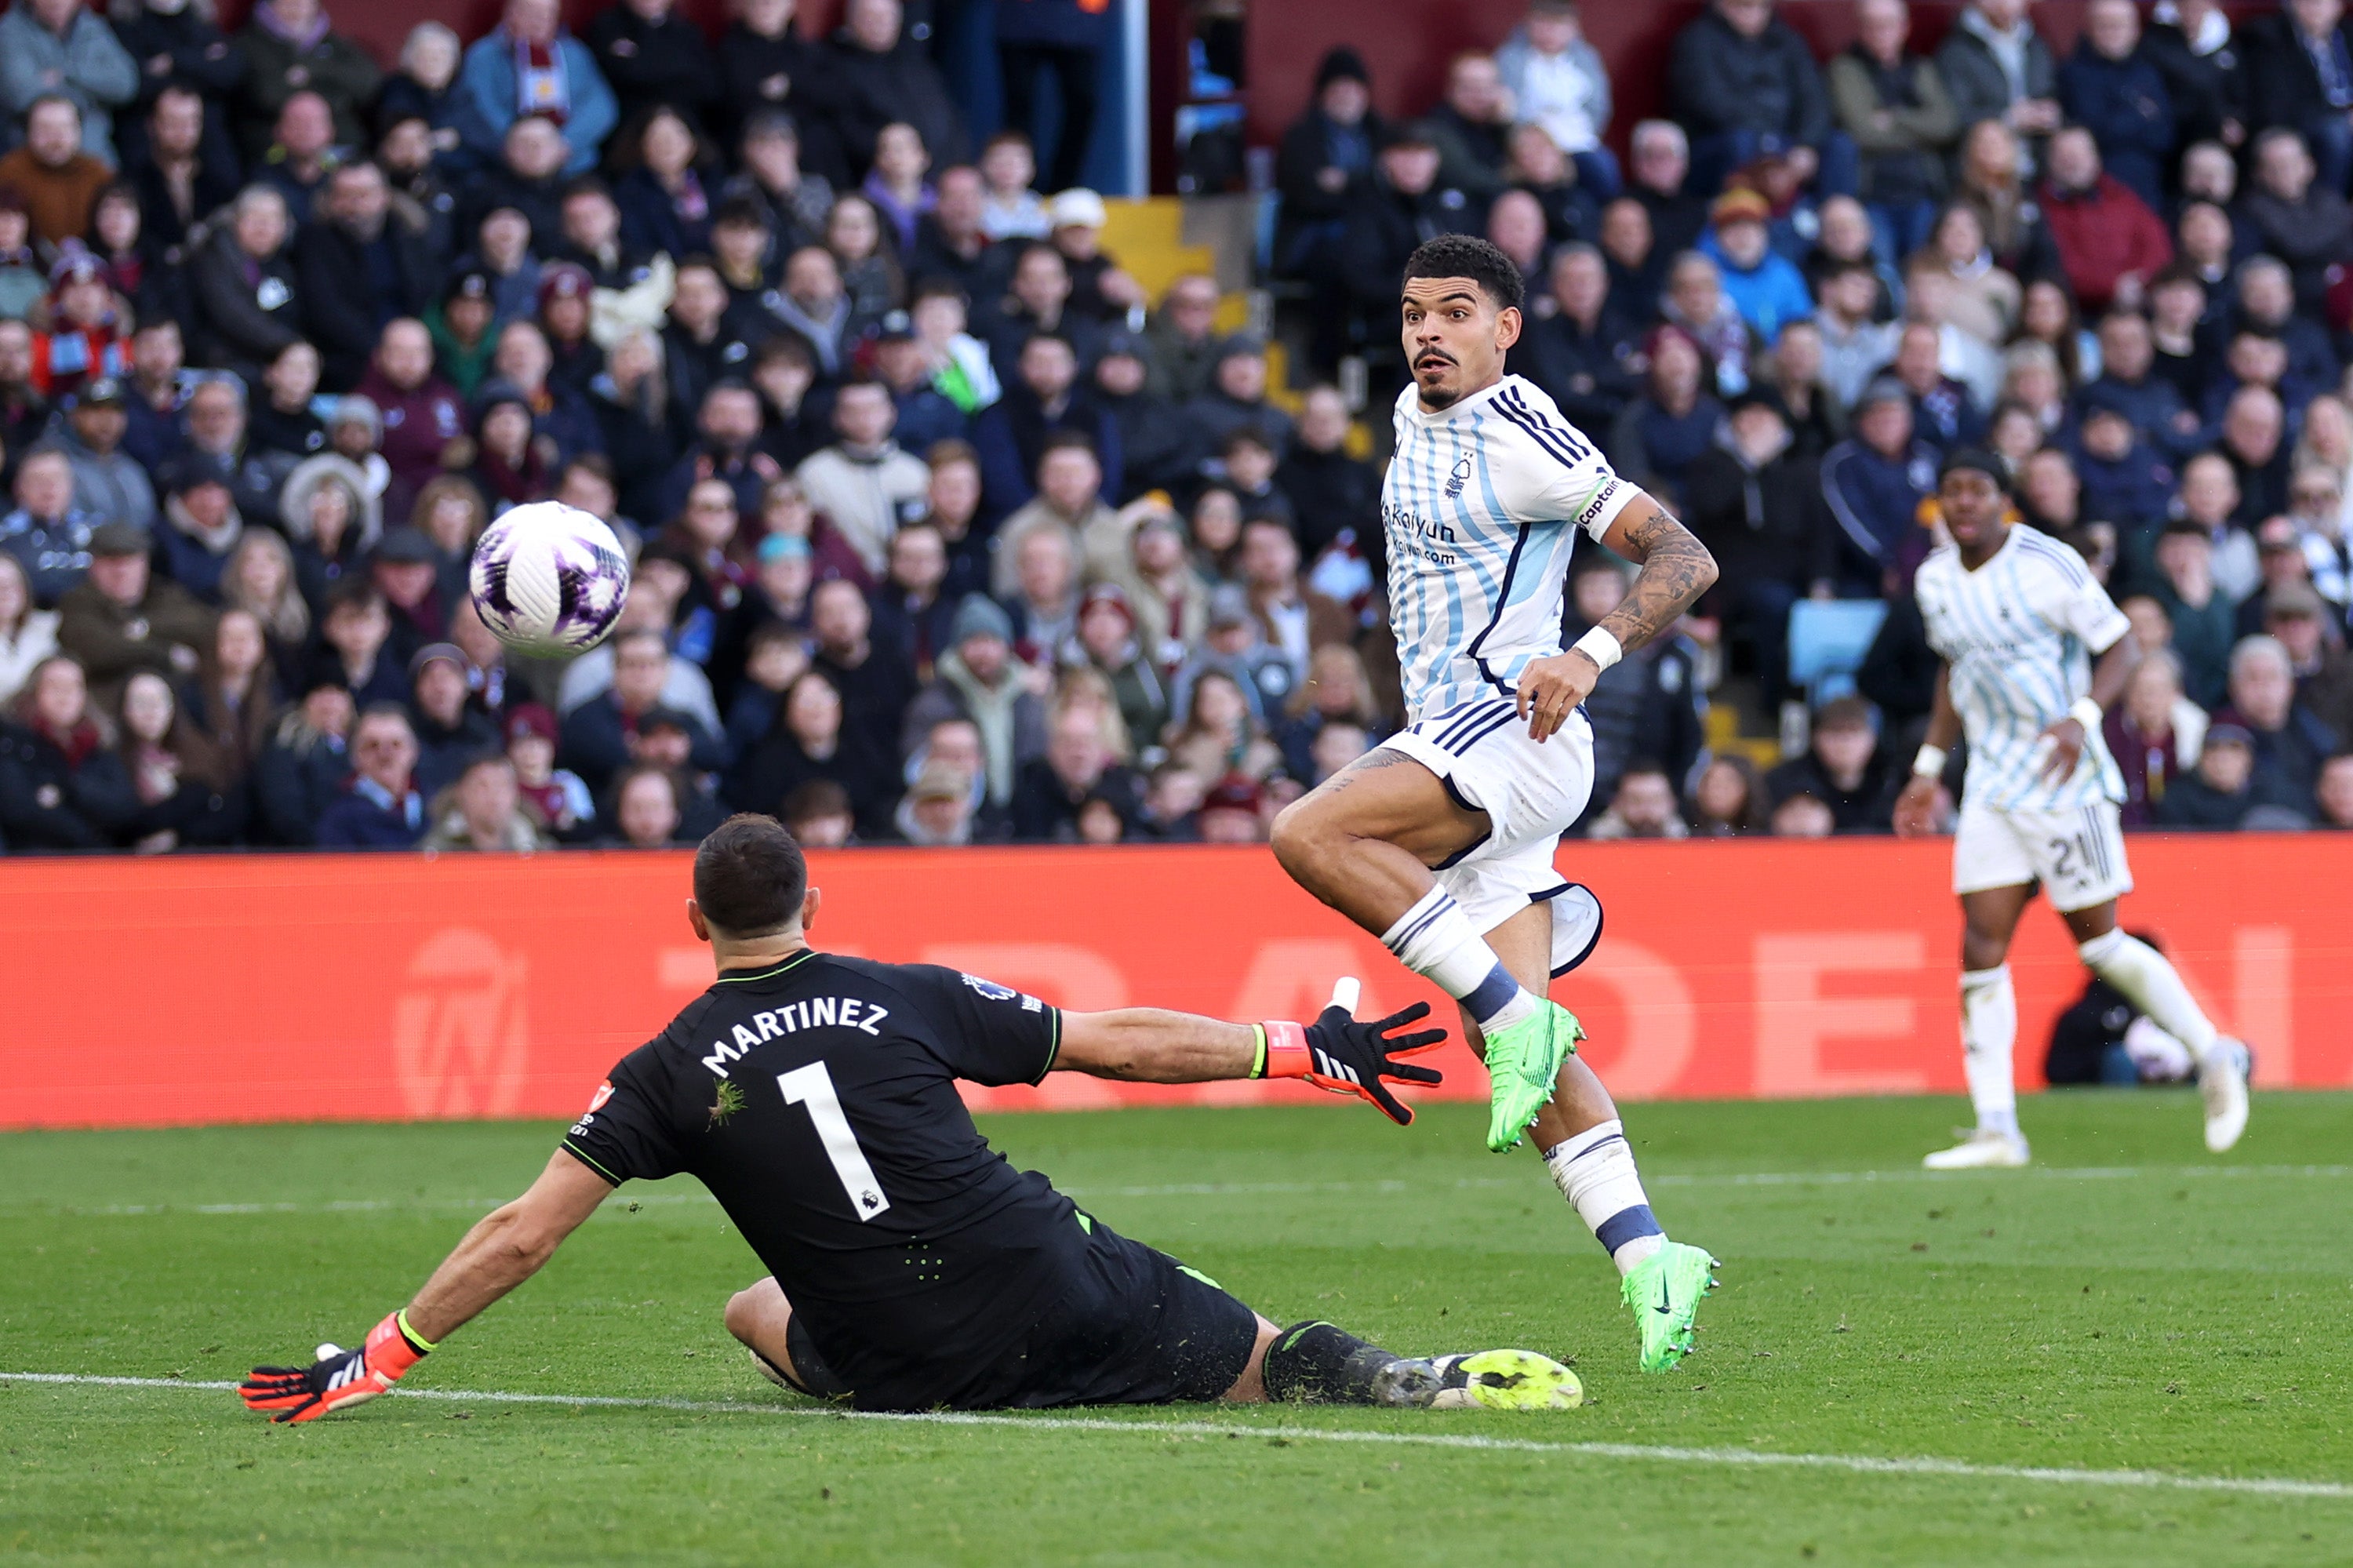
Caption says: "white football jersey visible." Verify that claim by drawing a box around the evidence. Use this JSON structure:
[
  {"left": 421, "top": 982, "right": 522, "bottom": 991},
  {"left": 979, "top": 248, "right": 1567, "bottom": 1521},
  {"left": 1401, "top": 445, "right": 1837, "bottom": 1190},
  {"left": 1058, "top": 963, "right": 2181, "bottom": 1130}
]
[
  {"left": 1914, "top": 523, "right": 2132, "bottom": 812},
  {"left": 1380, "top": 375, "right": 1635, "bottom": 720}
]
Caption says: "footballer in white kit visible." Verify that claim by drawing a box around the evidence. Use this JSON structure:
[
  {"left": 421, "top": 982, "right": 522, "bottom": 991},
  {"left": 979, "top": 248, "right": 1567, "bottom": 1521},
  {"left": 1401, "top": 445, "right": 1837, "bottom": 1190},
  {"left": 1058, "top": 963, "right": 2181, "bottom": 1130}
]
[
  {"left": 1269, "top": 235, "right": 1722, "bottom": 1374},
  {"left": 1893, "top": 451, "right": 2251, "bottom": 1168}
]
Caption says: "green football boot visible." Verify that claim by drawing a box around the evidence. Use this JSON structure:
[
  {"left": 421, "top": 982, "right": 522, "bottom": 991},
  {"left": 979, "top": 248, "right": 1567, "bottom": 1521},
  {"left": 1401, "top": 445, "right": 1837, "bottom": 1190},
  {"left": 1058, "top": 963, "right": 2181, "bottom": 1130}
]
[
  {"left": 1620, "top": 1242, "right": 1720, "bottom": 1373},
  {"left": 1482, "top": 1000, "right": 1584, "bottom": 1151},
  {"left": 1372, "top": 1348, "right": 1584, "bottom": 1411}
]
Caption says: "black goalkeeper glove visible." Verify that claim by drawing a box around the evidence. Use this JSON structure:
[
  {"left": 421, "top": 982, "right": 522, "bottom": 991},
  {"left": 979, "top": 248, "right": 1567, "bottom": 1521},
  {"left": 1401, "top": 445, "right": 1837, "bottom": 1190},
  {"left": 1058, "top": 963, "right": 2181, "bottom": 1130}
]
[
  {"left": 1257, "top": 977, "right": 1448, "bottom": 1125},
  {"left": 239, "top": 1311, "right": 434, "bottom": 1424}
]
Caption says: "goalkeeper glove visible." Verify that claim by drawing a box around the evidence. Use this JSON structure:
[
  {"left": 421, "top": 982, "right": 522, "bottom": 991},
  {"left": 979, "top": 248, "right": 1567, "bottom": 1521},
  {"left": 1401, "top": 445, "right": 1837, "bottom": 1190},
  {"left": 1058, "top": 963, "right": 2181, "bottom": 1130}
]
[
  {"left": 239, "top": 1311, "right": 434, "bottom": 1424},
  {"left": 1256, "top": 977, "right": 1447, "bottom": 1126}
]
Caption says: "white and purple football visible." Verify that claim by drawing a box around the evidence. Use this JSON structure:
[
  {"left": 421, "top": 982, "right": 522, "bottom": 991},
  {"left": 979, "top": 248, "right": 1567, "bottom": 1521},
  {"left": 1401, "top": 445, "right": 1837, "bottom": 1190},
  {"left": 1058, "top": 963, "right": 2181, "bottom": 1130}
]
[{"left": 468, "top": 501, "right": 630, "bottom": 657}]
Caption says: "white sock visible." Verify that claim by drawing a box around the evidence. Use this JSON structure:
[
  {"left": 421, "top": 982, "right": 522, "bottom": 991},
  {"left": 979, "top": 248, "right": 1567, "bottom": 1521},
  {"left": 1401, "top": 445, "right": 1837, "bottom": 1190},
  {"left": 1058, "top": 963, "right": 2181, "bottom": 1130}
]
[
  {"left": 1960, "top": 966, "right": 2019, "bottom": 1137},
  {"left": 2076, "top": 930, "right": 2220, "bottom": 1061},
  {"left": 1542, "top": 1119, "right": 1665, "bottom": 1275},
  {"left": 1380, "top": 887, "right": 1536, "bottom": 1031}
]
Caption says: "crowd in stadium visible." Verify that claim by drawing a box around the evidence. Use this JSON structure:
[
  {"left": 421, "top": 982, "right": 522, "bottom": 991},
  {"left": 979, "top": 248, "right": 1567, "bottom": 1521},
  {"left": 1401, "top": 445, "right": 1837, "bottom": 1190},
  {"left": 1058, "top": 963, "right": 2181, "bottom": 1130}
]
[{"left": 0, "top": 0, "right": 2350, "bottom": 855}]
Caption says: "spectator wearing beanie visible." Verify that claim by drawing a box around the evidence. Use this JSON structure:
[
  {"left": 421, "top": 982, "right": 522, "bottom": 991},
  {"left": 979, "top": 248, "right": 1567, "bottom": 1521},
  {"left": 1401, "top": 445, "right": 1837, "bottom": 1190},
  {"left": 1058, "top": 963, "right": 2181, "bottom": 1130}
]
[
  {"left": 900, "top": 593, "right": 1046, "bottom": 813},
  {"left": 1275, "top": 48, "right": 1383, "bottom": 282},
  {"left": 502, "top": 700, "right": 594, "bottom": 840},
  {"left": 1681, "top": 386, "right": 1834, "bottom": 706},
  {"left": 407, "top": 642, "right": 500, "bottom": 800},
  {"left": 152, "top": 469, "right": 244, "bottom": 606}
]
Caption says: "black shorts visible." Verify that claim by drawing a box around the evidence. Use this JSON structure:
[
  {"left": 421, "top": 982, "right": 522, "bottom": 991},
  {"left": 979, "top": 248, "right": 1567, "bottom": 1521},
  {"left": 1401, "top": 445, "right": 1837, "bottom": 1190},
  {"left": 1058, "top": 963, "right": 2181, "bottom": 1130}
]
[{"left": 781, "top": 1221, "right": 1261, "bottom": 1412}]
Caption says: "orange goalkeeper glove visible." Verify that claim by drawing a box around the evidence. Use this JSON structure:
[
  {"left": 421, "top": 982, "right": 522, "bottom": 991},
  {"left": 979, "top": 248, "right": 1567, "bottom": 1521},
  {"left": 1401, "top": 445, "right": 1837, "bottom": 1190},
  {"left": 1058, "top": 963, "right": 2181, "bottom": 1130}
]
[
  {"left": 1255, "top": 978, "right": 1447, "bottom": 1126},
  {"left": 239, "top": 1311, "right": 434, "bottom": 1424}
]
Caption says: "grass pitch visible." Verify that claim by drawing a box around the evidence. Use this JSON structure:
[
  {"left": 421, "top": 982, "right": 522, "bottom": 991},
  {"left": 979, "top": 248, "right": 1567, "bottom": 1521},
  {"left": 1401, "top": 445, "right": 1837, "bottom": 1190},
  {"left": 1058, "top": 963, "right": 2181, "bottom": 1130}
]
[{"left": 4, "top": 1092, "right": 2351, "bottom": 1566}]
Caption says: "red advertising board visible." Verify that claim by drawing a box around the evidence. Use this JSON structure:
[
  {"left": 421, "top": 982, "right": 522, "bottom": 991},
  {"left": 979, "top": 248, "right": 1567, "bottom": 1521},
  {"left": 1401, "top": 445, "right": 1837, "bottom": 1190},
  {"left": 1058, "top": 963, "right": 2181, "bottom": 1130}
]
[{"left": 0, "top": 836, "right": 2339, "bottom": 1130}]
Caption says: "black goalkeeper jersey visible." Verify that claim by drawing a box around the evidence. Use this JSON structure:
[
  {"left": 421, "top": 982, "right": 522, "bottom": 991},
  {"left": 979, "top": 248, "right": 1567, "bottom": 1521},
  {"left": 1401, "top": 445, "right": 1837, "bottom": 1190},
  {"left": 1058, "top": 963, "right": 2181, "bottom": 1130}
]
[{"left": 562, "top": 948, "right": 1083, "bottom": 1409}]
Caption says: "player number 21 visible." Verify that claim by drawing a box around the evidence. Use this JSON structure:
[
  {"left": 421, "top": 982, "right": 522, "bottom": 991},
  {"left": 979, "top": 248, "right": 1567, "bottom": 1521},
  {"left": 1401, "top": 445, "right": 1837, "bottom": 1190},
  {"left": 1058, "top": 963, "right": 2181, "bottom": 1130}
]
[{"left": 776, "top": 1062, "right": 893, "bottom": 1221}]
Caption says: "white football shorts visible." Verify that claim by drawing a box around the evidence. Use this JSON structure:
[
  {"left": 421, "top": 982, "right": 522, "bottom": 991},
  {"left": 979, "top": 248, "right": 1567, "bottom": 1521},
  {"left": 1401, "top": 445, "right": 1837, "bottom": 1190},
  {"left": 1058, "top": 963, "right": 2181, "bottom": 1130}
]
[
  {"left": 1379, "top": 697, "right": 1603, "bottom": 976},
  {"left": 1951, "top": 795, "right": 2133, "bottom": 911}
]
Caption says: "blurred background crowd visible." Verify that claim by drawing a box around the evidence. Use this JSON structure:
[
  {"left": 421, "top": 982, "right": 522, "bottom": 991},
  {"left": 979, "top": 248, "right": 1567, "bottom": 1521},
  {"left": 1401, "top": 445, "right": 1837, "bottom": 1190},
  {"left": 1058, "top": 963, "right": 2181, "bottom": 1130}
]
[{"left": 2, "top": 0, "right": 2351, "bottom": 856}]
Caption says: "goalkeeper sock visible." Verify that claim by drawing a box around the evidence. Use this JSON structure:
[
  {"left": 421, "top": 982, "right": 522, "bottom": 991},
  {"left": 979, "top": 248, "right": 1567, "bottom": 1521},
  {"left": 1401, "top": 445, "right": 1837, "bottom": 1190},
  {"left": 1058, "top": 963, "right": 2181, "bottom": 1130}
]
[
  {"left": 2075, "top": 930, "right": 2220, "bottom": 1061},
  {"left": 1262, "top": 1320, "right": 1402, "bottom": 1404},
  {"left": 1542, "top": 1119, "right": 1665, "bottom": 1275},
  {"left": 1380, "top": 887, "right": 1537, "bottom": 1031},
  {"left": 1960, "top": 966, "right": 2020, "bottom": 1137}
]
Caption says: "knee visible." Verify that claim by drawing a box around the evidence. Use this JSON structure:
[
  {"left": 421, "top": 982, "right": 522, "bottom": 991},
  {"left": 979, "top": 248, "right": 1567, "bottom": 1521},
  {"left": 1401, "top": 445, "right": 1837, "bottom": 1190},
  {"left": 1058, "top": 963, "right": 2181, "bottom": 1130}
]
[
  {"left": 722, "top": 1284, "right": 773, "bottom": 1346},
  {"left": 1267, "top": 798, "right": 1331, "bottom": 876}
]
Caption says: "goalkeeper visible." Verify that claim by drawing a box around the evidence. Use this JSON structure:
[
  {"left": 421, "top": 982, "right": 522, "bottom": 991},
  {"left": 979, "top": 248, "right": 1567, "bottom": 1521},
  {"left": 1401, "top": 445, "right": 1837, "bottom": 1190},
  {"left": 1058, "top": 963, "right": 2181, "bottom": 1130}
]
[{"left": 242, "top": 815, "right": 1580, "bottom": 1420}]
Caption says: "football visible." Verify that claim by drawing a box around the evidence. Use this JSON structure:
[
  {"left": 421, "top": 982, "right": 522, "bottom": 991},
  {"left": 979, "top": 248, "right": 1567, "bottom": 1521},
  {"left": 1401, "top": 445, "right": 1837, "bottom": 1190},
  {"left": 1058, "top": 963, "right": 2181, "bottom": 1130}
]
[{"left": 467, "top": 501, "right": 631, "bottom": 657}]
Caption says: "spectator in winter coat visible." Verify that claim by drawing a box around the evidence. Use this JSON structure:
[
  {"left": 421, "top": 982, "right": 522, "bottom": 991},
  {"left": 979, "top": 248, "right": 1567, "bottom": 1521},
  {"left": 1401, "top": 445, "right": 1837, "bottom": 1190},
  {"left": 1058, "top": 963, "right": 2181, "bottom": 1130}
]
[
  {"left": 2074, "top": 405, "right": 2176, "bottom": 531},
  {"left": 0, "top": 447, "right": 100, "bottom": 607},
  {"left": 56, "top": 380, "right": 153, "bottom": 533},
  {"left": 1764, "top": 695, "right": 1897, "bottom": 832},
  {"left": 250, "top": 677, "right": 349, "bottom": 844},
  {"left": 457, "top": 0, "right": 617, "bottom": 176},
  {"left": 0, "top": 0, "right": 138, "bottom": 167},
  {"left": 969, "top": 332, "right": 1120, "bottom": 524},
  {"left": 152, "top": 471, "right": 244, "bottom": 605},
  {"left": 1667, "top": 0, "right": 1846, "bottom": 198},
  {"left": 1606, "top": 327, "right": 1723, "bottom": 508},
  {"left": 791, "top": 380, "right": 929, "bottom": 577},
  {"left": 1682, "top": 387, "right": 1833, "bottom": 704},
  {"left": 406, "top": 642, "right": 500, "bottom": 800},
  {"left": 313, "top": 702, "right": 425, "bottom": 847},
  {"left": 896, "top": 593, "right": 1046, "bottom": 812},
  {"left": 295, "top": 162, "right": 438, "bottom": 395},
  {"left": 353, "top": 318, "right": 468, "bottom": 511},
  {"left": 191, "top": 186, "right": 302, "bottom": 373},
  {"left": 1827, "top": 0, "right": 1959, "bottom": 265},
  {"left": 1821, "top": 377, "right": 1937, "bottom": 588},
  {"left": 1937, "top": 0, "right": 2063, "bottom": 144},
  {"left": 2219, "top": 632, "right": 2337, "bottom": 808},
  {"left": 1338, "top": 126, "right": 1475, "bottom": 329},
  {"left": 1425, "top": 53, "right": 1517, "bottom": 210},
  {"left": 234, "top": 0, "right": 380, "bottom": 162},
  {"left": 2143, "top": 0, "right": 2244, "bottom": 155},
  {"left": 2077, "top": 308, "right": 2201, "bottom": 459},
  {"left": 2058, "top": 0, "right": 2177, "bottom": 211},
  {"left": 56, "top": 520, "right": 212, "bottom": 704},
  {"left": 1012, "top": 700, "right": 1142, "bottom": 843},
  {"left": 1697, "top": 188, "right": 1813, "bottom": 345},
  {"left": 1275, "top": 385, "right": 1384, "bottom": 562},
  {"left": 0, "top": 96, "right": 112, "bottom": 246},
  {"left": 1274, "top": 48, "right": 1384, "bottom": 282},
  {"left": 2037, "top": 127, "right": 2172, "bottom": 315},
  {"left": 587, "top": 0, "right": 719, "bottom": 140},
  {"left": 717, "top": 1, "right": 835, "bottom": 179},
  {"left": 821, "top": 0, "right": 968, "bottom": 175},
  {"left": 1493, "top": 0, "right": 1617, "bottom": 195},
  {"left": 2238, "top": 128, "right": 2353, "bottom": 317},
  {"left": 0, "top": 651, "right": 134, "bottom": 846},
  {"left": 2239, "top": 0, "right": 2353, "bottom": 193}
]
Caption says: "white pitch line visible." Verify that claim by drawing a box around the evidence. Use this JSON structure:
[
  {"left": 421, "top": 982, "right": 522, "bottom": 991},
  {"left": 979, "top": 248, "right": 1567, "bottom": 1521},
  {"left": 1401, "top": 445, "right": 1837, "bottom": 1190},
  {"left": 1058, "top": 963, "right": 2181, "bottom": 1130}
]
[
  {"left": 4, "top": 1372, "right": 2348, "bottom": 1501},
  {"left": 19, "top": 1164, "right": 2353, "bottom": 1217}
]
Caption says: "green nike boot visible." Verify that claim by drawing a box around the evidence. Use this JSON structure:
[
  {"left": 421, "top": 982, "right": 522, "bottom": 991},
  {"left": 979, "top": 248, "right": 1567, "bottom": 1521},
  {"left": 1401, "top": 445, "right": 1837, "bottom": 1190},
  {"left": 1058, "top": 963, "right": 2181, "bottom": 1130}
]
[
  {"left": 1482, "top": 1000, "right": 1584, "bottom": 1152},
  {"left": 1620, "top": 1242, "right": 1719, "bottom": 1373}
]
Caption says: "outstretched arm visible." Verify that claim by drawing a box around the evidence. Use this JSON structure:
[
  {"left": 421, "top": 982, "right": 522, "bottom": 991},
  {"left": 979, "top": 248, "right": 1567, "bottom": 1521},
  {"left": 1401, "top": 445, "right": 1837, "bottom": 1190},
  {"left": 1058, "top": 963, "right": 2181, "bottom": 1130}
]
[
  {"left": 404, "top": 1151, "right": 615, "bottom": 1343},
  {"left": 239, "top": 1151, "right": 612, "bottom": 1422},
  {"left": 1518, "top": 493, "right": 1719, "bottom": 740},
  {"left": 1055, "top": 986, "right": 1448, "bottom": 1126}
]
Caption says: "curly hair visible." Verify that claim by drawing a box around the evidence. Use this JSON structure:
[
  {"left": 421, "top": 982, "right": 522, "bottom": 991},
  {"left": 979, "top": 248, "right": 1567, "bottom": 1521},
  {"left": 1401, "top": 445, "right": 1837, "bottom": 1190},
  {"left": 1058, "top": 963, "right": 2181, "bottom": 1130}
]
[{"left": 1402, "top": 234, "right": 1526, "bottom": 313}]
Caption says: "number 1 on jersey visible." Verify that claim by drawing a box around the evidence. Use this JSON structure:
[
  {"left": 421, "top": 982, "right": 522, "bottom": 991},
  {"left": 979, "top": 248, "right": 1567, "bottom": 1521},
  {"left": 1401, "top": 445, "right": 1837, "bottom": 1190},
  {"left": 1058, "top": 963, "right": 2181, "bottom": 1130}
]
[{"left": 777, "top": 1062, "right": 892, "bottom": 1221}]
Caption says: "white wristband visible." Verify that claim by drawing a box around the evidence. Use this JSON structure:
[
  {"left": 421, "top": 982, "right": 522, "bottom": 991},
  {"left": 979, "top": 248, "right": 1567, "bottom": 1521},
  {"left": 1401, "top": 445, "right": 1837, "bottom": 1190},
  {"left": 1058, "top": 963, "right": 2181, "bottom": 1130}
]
[
  {"left": 2069, "top": 697, "right": 2104, "bottom": 732},
  {"left": 1570, "top": 626, "right": 1623, "bottom": 672},
  {"left": 1912, "top": 744, "right": 1948, "bottom": 779}
]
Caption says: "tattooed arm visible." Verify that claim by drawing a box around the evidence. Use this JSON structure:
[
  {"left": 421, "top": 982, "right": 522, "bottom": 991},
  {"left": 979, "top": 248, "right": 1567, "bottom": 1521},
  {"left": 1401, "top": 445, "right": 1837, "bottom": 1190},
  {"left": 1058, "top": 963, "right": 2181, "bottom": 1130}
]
[{"left": 1517, "top": 494, "right": 1719, "bottom": 741}]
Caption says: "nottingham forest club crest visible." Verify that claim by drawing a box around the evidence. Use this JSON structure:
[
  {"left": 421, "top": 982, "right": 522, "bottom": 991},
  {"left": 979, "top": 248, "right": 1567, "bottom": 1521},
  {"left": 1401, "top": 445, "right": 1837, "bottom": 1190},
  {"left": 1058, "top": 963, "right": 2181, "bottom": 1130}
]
[{"left": 1446, "top": 457, "right": 1472, "bottom": 499}]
